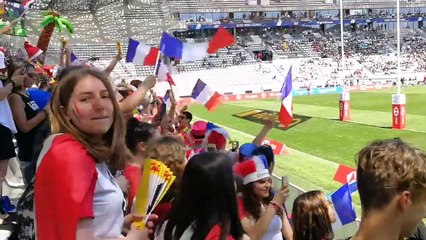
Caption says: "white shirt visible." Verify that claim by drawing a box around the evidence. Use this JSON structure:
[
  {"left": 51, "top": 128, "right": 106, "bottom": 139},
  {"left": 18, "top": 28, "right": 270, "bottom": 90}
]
[
  {"left": 93, "top": 163, "right": 125, "bottom": 238},
  {"left": 0, "top": 81, "right": 17, "bottom": 133},
  {"left": 261, "top": 215, "right": 283, "bottom": 240}
]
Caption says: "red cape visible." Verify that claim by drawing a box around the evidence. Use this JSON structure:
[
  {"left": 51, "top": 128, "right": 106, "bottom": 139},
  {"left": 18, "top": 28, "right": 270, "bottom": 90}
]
[{"left": 35, "top": 134, "right": 97, "bottom": 240}]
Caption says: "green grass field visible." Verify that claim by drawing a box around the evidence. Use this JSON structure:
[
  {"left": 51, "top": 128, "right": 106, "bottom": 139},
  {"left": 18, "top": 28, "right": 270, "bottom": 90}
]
[{"left": 189, "top": 86, "right": 426, "bottom": 221}]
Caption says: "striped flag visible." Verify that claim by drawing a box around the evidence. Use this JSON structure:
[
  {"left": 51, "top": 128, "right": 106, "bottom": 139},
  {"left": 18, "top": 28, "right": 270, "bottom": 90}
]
[
  {"left": 279, "top": 66, "right": 293, "bottom": 127},
  {"left": 126, "top": 38, "right": 159, "bottom": 66},
  {"left": 191, "top": 79, "right": 221, "bottom": 111},
  {"left": 159, "top": 27, "right": 235, "bottom": 62},
  {"left": 330, "top": 183, "right": 357, "bottom": 230},
  {"left": 154, "top": 56, "right": 175, "bottom": 86}
]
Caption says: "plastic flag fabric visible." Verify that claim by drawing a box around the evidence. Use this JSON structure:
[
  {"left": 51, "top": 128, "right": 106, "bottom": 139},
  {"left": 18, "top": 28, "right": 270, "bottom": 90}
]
[
  {"left": 133, "top": 159, "right": 176, "bottom": 229},
  {"left": 279, "top": 66, "right": 293, "bottom": 127},
  {"left": 191, "top": 79, "right": 222, "bottom": 111},
  {"left": 333, "top": 164, "right": 356, "bottom": 185},
  {"left": 329, "top": 183, "right": 357, "bottom": 230}
]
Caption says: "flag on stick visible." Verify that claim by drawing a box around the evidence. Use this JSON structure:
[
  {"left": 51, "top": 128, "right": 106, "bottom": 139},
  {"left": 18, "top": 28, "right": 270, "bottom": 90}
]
[
  {"left": 126, "top": 38, "right": 159, "bottom": 66},
  {"left": 191, "top": 79, "right": 222, "bottom": 111},
  {"left": 279, "top": 67, "right": 293, "bottom": 127},
  {"left": 160, "top": 27, "right": 235, "bottom": 62},
  {"left": 330, "top": 183, "right": 357, "bottom": 230}
]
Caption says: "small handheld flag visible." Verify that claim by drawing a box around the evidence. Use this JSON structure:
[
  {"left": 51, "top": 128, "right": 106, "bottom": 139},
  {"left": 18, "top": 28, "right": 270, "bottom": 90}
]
[
  {"left": 330, "top": 183, "right": 357, "bottom": 230},
  {"left": 279, "top": 66, "right": 293, "bottom": 127},
  {"left": 133, "top": 159, "right": 176, "bottom": 229},
  {"left": 126, "top": 38, "right": 159, "bottom": 66},
  {"left": 191, "top": 79, "right": 222, "bottom": 111}
]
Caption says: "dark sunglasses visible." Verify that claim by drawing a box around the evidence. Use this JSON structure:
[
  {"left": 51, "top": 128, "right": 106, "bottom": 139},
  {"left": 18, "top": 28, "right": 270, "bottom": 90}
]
[{"left": 26, "top": 72, "right": 35, "bottom": 78}]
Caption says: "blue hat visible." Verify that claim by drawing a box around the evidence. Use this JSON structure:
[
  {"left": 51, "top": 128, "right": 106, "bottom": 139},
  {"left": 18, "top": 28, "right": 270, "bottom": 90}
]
[
  {"left": 239, "top": 143, "right": 258, "bottom": 160},
  {"left": 253, "top": 145, "right": 274, "bottom": 167}
]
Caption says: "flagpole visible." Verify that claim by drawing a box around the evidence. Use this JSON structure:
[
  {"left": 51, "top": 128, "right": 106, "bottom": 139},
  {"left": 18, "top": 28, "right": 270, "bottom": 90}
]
[
  {"left": 396, "top": 0, "right": 401, "bottom": 94},
  {"left": 19, "top": 7, "right": 30, "bottom": 18},
  {"left": 168, "top": 81, "right": 176, "bottom": 103},
  {"left": 153, "top": 51, "right": 161, "bottom": 75},
  {"left": 339, "top": 0, "right": 345, "bottom": 73},
  {"left": 271, "top": 63, "right": 287, "bottom": 117}
]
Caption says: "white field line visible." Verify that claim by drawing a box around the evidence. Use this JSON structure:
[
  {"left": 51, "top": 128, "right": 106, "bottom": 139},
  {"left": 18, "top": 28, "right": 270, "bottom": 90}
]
[{"left": 194, "top": 116, "right": 339, "bottom": 167}]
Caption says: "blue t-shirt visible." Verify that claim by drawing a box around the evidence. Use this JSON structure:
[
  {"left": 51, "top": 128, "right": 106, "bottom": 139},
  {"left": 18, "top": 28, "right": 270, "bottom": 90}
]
[{"left": 27, "top": 88, "right": 52, "bottom": 110}]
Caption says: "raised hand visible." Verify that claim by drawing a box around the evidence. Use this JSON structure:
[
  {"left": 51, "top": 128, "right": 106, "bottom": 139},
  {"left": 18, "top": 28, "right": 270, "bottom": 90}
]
[{"left": 142, "top": 75, "right": 157, "bottom": 90}]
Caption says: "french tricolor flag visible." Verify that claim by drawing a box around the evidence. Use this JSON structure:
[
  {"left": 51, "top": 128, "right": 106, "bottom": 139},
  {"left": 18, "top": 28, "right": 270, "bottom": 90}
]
[
  {"left": 191, "top": 79, "right": 222, "bottom": 112},
  {"left": 160, "top": 27, "right": 235, "bottom": 62},
  {"left": 330, "top": 184, "right": 357, "bottom": 230},
  {"left": 126, "top": 38, "right": 159, "bottom": 66},
  {"left": 154, "top": 57, "right": 175, "bottom": 86},
  {"left": 279, "top": 66, "right": 293, "bottom": 127}
]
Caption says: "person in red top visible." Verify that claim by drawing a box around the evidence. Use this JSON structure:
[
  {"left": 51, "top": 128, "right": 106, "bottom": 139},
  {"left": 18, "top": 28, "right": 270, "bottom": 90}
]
[
  {"left": 33, "top": 68, "right": 154, "bottom": 240},
  {"left": 176, "top": 111, "right": 192, "bottom": 146},
  {"left": 124, "top": 118, "right": 160, "bottom": 213},
  {"left": 186, "top": 121, "right": 207, "bottom": 159},
  {"left": 156, "top": 152, "right": 246, "bottom": 240}
]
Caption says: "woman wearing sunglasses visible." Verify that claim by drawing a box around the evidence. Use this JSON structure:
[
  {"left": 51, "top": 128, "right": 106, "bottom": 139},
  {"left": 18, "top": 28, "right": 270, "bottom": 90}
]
[{"left": 7, "top": 57, "right": 47, "bottom": 183}]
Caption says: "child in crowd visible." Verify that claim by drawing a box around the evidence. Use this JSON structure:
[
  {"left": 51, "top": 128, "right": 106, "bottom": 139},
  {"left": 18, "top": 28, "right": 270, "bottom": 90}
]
[{"left": 292, "top": 190, "right": 336, "bottom": 240}]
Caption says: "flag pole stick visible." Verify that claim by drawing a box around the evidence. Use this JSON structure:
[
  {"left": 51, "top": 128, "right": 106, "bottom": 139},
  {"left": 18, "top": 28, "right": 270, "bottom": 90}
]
[
  {"left": 152, "top": 51, "right": 161, "bottom": 75},
  {"left": 271, "top": 64, "right": 287, "bottom": 120},
  {"left": 169, "top": 82, "right": 175, "bottom": 100},
  {"left": 19, "top": 7, "right": 30, "bottom": 18},
  {"left": 396, "top": 0, "right": 401, "bottom": 94}
]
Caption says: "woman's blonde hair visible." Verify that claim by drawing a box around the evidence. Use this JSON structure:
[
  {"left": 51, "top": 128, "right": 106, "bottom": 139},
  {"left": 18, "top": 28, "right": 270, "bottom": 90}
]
[
  {"left": 147, "top": 135, "right": 186, "bottom": 193},
  {"left": 48, "top": 68, "right": 127, "bottom": 170}
]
